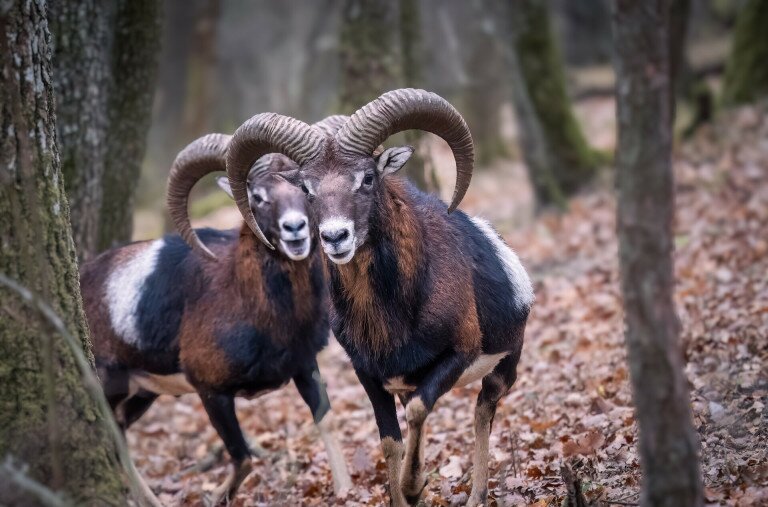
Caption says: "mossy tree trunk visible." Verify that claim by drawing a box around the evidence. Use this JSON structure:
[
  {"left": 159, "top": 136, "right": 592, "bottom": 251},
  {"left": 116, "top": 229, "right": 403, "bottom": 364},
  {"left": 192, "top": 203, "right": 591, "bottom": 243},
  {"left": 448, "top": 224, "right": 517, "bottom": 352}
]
[
  {"left": 398, "top": 0, "right": 437, "bottom": 191},
  {"left": 721, "top": 0, "right": 768, "bottom": 106},
  {"left": 611, "top": 2, "right": 704, "bottom": 506},
  {"left": 0, "top": 1, "right": 124, "bottom": 503},
  {"left": 506, "top": 0, "right": 603, "bottom": 208},
  {"left": 180, "top": 0, "right": 220, "bottom": 143},
  {"left": 461, "top": 3, "right": 508, "bottom": 168},
  {"left": 558, "top": 0, "right": 612, "bottom": 67},
  {"left": 97, "top": 0, "right": 161, "bottom": 251},
  {"left": 338, "top": 0, "right": 399, "bottom": 113},
  {"left": 339, "top": 0, "right": 437, "bottom": 192},
  {"left": 48, "top": 0, "right": 113, "bottom": 262}
]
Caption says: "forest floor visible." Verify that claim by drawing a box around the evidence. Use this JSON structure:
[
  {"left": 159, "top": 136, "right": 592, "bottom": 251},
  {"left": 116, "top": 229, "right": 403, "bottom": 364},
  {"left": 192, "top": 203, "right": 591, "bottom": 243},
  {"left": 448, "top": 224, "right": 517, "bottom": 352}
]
[{"left": 128, "top": 101, "right": 768, "bottom": 506}]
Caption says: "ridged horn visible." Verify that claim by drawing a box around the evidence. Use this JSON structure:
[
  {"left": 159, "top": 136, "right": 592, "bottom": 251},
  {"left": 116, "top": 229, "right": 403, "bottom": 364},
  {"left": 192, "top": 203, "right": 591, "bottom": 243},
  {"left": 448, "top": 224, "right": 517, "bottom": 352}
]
[
  {"left": 166, "top": 133, "right": 231, "bottom": 260},
  {"left": 226, "top": 113, "right": 324, "bottom": 247},
  {"left": 335, "top": 88, "right": 474, "bottom": 212},
  {"left": 312, "top": 115, "right": 349, "bottom": 137}
]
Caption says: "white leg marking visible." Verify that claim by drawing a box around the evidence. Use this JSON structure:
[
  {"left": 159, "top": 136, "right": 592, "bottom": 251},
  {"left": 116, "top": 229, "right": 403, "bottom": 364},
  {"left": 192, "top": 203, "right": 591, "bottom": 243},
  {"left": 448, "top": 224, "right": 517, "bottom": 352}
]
[
  {"left": 470, "top": 217, "right": 535, "bottom": 310},
  {"left": 105, "top": 240, "right": 165, "bottom": 346},
  {"left": 316, "top": 412, "right": 353, "bottom": 494}
]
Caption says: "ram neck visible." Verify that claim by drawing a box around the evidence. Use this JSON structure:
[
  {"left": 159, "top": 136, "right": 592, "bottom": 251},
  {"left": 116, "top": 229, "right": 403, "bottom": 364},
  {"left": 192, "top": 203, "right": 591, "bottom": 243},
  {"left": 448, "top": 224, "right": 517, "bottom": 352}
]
[
  {"left": 333, "top": 178, "right": 424, "bottom": 355},
  {"left": 232, "top": 222, "right": 270, "bottom": 295},
  {"left": 231, "top": 222, "right": 319, "bottom": 340}
]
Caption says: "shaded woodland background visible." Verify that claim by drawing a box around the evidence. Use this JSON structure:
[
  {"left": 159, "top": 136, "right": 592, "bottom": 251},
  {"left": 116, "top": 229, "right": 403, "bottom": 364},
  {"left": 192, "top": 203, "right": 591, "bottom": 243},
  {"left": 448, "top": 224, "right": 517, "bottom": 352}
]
[
  {"left": 133, "top": 0, "right": 736, "bottom": 238},
  {"left": 1, "top": 0, "right": 767, "bottom": 506}
]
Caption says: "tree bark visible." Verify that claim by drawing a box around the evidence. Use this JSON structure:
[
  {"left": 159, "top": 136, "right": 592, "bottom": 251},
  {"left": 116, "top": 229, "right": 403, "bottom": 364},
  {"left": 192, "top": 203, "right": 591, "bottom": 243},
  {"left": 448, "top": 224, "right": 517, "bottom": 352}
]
[
  {"left": 556, "top": 0, "right": 612, "bottom": 67},
  {"left": 338, "top": 0, "right": 399, "bottom": 114},
  {"left": 398, "top": 0, "right": 436, "bottom": 191},
  {"left": 461, "top": 3, "right": 508, "bottom": 168},
  {"left": 180, "top": 0, "right": 220, "bottom": 143},
  {"left": 610, "top": 2, "right": 703, "bottom": 506},
  {"left": 505, "top": 0, "right": 602, "bottom": 208},
  {"left": 48, "top": 0, "right": 113, "bottom": 261},
  {"left": 97, "top": 0, "right": 161, "bottom": 251},
  {"left": 0, "top": 1, "right": 123, "bottom": 503},
  {"left": 721, "top": 0, "right": 768, "bottom": 106}
]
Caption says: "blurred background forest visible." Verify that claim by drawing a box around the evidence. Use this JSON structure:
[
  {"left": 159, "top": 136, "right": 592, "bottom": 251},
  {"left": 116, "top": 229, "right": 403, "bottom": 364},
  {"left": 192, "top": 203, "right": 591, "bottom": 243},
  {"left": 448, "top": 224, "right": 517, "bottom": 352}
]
[{"left": 135, "top": 0, "right": 733, "bottom": 239}]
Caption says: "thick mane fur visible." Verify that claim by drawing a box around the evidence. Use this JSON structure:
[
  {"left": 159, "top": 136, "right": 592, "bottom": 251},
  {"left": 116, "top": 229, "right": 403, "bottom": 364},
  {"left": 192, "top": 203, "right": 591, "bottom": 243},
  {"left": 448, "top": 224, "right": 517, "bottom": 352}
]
[{"left": 333, "top": 178, "right": 423, "bottom": 356}]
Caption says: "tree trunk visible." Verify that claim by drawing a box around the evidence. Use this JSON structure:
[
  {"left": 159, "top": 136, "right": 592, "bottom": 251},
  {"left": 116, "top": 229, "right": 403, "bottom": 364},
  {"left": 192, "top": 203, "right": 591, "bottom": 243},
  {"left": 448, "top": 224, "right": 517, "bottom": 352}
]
[
  {"left": 556, "top": 0, "right": 612, "bottom": 67},
  {"left": 398, "top": 0, "right": 436, "bottom": 192},
  {"left": 461, "top": 2, "right": 508, "bottom": 168},
  {"left": 180, "top": 0, "right": 220, "bottom": 143},
  {"left": 610, "top": 2, "right": 704, "bottom": 506},
  {"left": 48, "top": 0, "right": 113, "bottom": 261},
  {"left": 338, "top": 0, "right": 399, "bottom": 113},
  {"left": 0, "top": 1, "right": 123, "bottom": 503},
  {"left": 506, "top": 0, "right": 602, "bottom": 207},
  {"left": 721, "top": 0, "right": 768, "bottom": 106},
  {"left": 98, "top": 0, "right": 161, "bottom": 251},
  {"left": 669, "top": 0, "right": 691, "bottom": 105}
]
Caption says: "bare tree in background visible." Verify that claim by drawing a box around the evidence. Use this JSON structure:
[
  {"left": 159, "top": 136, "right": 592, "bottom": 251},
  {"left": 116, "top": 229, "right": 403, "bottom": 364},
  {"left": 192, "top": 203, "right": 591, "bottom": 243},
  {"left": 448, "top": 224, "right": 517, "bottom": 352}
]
[
  {"left": 462, "top": 1, "right": 508, "bottom": 167},
  {"left": 49, "top": 0, "right": 112, "bottom": 261},
  {"left": 0, "top": 1, "right": 123, "bottom": 502},
  {"left": 555, "top": 0, "right": 612, "bottom": 67},
  {"left": 338, "top": 0, "right": 399, "bottom": 113},
  {"left": 181, "top": 0, "right": 221, "bottom": 143},
  {"left": 721, "top": 0, "right": 768, "bottom": 107},
  {"left": 98, "top": 0, "right": 162, "bottom": 251},
  {"left": 398, "top": 0, "right": 436, "bottom": 191},
  {"left": 501, "top": 0, "right": 603, "bottom": 208},
  {"left": 611, "top": 1, "right": 703, "bottom": 506},
  {"left": 50, "top": 0, "right": 161, "bottom": 257}
]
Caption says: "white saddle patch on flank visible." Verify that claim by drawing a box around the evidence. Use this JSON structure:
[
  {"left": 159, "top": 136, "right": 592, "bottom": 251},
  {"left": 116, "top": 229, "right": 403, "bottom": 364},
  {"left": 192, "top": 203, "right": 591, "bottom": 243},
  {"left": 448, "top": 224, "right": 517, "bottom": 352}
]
[
  {"left": 105, "top": 239, "right": 165, "bottom": 346},
  {"left": 470, "top": 217, "right": 535, "bottom": 310},
  {"left": 129, "top": 372, "right": 195, "bottom": 396}
]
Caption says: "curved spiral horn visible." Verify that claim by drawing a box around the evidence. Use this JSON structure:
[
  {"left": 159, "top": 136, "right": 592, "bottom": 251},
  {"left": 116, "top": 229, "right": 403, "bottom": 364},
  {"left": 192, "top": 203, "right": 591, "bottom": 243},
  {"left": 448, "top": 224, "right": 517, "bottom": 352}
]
[
  {"left": 166, "top": 133, "right": 231, "bottom": 260},
  {"left": 335, "top": 88, "right": 474, "bottom": 212},
  {"left": 312, "top": 115, "right": 349, "bottom": 137},
  {"left": 226, "top": 113, "right": 324, "bottom": 246}
]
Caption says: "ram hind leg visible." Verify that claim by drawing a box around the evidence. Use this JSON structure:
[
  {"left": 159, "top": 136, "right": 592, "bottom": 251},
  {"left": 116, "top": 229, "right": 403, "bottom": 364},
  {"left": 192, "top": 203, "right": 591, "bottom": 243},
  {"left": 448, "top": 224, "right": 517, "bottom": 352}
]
[
  {"left": 293, "top": 366, "right": 352, "bottom": 494},
  {"left": 199, "top": 391, "right": 253, "bottom": 506},
  {"left": 468, "top": 353, "right": 519, "bottom": 507}
]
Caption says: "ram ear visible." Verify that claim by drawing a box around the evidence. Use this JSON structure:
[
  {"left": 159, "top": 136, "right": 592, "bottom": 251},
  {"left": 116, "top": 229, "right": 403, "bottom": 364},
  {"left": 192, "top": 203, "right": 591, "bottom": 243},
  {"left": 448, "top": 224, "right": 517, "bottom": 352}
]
[
  {"left": 376, "top": 146, "right": 414, "bottom": 177},
  {"left": 274, "top": 169, "right": 303, "bottom": 188},
  {"left": 216, "top": 176, "right": 234, "bottom": 199}
]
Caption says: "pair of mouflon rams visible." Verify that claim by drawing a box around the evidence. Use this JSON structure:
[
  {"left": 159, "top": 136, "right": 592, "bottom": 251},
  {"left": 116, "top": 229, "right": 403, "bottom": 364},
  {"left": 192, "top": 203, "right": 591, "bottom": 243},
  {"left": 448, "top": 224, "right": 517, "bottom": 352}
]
[{"left": 83, "top": 89, "right": 533, "bottom": 507}]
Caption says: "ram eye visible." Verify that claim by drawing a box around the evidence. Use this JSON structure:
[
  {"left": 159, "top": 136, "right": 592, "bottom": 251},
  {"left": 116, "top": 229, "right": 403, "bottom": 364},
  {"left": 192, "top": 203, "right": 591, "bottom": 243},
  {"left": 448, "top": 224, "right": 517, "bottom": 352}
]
[
  {"left": 300, "top": 183, "right": 309, "bottom": 195},
  {"left": 253, "top": 194, "right": 263, "bottom": 204},
  {"left": 362, "top": 174, "right": 374, "bottom": 186}
]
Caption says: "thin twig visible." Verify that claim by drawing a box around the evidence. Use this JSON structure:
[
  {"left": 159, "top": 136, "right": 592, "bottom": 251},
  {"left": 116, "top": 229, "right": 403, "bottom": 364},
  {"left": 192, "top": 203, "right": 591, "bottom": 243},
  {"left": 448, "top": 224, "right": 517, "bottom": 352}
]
[
  {"left": 0, "top": 274, "right": 151, "bottom": 506},
  {"left": 511, "top": 432, "right": 519, "bottom": 478},
  {"left": 2, "top": 458, "right": 69, "bottom": 507}
]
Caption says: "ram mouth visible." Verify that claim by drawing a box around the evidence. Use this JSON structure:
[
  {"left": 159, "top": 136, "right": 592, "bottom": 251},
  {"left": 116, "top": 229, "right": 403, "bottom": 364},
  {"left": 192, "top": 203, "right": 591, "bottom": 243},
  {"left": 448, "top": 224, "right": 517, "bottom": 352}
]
[
  {"left": 280, "top": 238, "right": 310, "bottom": 260},
  {"left": 326, "top": 249, "right": 355, "bottom": 264}
]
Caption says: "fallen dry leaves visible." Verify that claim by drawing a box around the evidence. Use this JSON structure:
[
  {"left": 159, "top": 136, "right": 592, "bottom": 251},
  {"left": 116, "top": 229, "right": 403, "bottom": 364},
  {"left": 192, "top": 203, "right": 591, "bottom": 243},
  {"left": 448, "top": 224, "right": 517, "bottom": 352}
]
[{"left": 128, "top": 102, "right": 767, "bottom": 506}]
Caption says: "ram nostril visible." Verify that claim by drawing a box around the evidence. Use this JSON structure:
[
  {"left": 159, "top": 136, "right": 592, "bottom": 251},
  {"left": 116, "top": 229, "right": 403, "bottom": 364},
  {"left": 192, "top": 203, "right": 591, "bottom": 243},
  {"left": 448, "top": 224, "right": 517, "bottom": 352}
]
[
  {"left": 320, "top": 229, "right": 349, "bottom": 244},
  {"left": 282, "top": 219, "right": 307, "bottom": 233}
]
